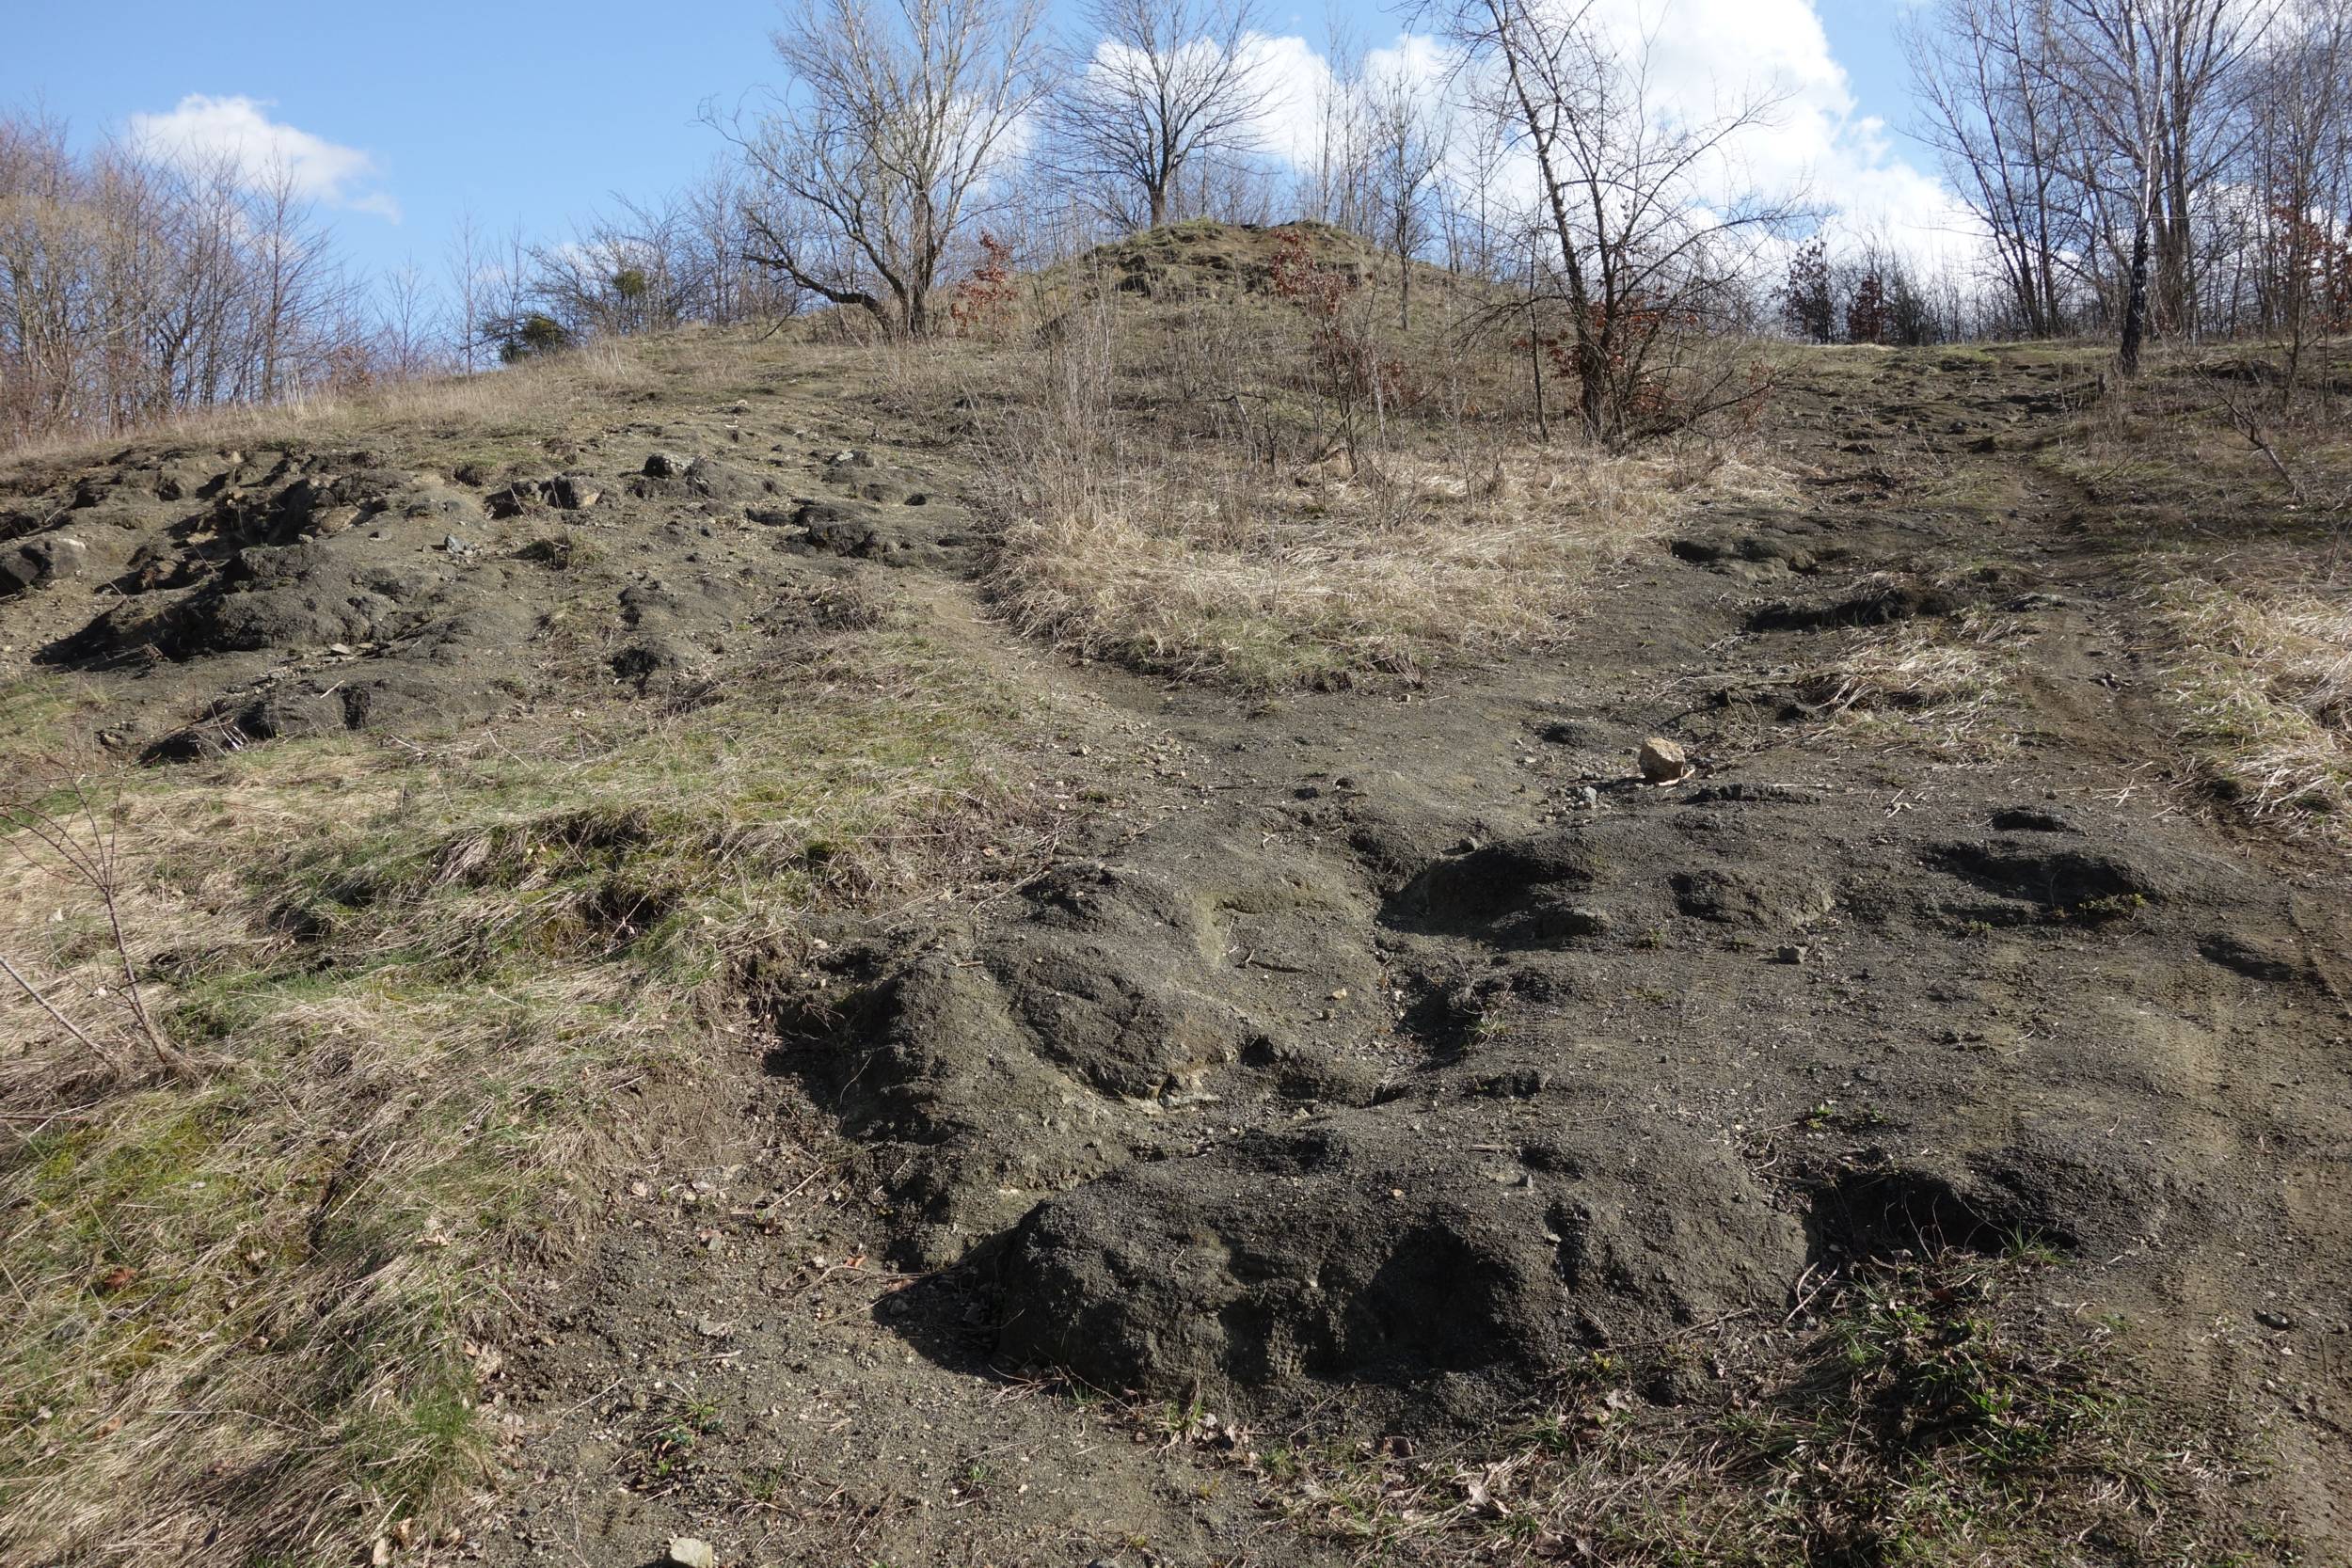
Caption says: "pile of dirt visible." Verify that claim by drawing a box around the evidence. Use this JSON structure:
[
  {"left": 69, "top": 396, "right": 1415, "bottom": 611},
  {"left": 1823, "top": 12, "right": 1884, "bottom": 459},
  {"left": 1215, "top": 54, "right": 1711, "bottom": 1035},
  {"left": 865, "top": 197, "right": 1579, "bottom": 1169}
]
[{"left": 1, "top": 427, "right": 972, "bottom": 759}]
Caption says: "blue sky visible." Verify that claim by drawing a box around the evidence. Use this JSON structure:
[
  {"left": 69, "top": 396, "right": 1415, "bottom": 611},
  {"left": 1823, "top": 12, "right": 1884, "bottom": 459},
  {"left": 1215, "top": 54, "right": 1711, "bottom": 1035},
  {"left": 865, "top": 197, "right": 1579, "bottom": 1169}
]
[{"left": 3, "top": 0, "right": 1946, "bottom": 284}]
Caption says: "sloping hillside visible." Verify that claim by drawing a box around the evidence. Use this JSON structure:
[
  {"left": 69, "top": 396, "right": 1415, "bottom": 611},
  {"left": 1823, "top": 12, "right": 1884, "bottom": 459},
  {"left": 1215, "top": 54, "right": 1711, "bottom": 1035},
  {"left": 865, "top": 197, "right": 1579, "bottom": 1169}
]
[{"left": 4, "top": 228, "right": 2347, "bottom": 1567}]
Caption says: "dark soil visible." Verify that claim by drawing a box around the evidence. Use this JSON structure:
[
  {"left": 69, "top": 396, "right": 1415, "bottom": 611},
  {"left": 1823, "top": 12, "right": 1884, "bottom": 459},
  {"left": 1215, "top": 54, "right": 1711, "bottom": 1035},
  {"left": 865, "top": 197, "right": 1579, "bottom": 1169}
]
[{"left": 6, "top": 341, "right": 2347, "bottom": 1565}]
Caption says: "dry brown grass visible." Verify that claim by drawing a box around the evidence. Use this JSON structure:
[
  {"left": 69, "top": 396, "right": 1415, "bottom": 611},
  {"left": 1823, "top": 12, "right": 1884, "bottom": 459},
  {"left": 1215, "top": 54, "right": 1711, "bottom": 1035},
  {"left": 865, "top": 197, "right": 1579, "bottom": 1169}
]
[
  {"left": 986, "top": 445, "right": 1791, "bottom": 688},
  {"left": 1168, "top": 1250, "right": 2238, "bottom": 1566},
  {"left": 953, "top": 261, "right": 1795, "bottom": 689},
  {"left": 2020, "top": 345, "right": 2352, "bottom": 841},
  {"left": 2157, "top": 579, "right": 2352, "bottom": 828},
  {"left": 1802, "top": 606, "right": 2037, "bottom": 764}
]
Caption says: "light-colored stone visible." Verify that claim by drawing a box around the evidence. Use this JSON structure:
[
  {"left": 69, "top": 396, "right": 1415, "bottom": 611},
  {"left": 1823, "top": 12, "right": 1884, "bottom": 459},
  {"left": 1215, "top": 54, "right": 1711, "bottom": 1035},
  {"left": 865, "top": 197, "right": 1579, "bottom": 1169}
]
[
  {"left": 667, "top": 1536, "right": 717, "bottom": 1568},
  {"left": 1638, "top": 736, "right": 1691, "bottom": 784}
]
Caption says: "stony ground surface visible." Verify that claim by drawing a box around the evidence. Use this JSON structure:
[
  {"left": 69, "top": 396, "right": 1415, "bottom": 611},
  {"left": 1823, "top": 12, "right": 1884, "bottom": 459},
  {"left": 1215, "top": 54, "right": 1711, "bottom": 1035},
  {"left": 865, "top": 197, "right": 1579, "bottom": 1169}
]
[{"left": 4, "top": 337, "right": 2346, "bottom": 1566}]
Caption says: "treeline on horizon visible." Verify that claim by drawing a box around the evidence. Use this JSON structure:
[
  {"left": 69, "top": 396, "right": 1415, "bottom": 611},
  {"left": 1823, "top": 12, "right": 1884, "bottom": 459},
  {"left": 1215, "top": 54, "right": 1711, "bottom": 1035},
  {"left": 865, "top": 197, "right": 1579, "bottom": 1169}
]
[{"left": 5, "top": 0, "right": 2349, "bottom": 452}]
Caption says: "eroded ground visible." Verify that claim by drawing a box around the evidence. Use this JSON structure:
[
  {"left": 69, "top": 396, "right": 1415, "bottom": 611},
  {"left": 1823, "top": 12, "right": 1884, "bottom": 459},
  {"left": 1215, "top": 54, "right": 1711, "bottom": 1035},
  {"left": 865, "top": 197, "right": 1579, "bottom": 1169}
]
[{"left": 4, "top": 312, "right": 2347, "bottom": 1567}]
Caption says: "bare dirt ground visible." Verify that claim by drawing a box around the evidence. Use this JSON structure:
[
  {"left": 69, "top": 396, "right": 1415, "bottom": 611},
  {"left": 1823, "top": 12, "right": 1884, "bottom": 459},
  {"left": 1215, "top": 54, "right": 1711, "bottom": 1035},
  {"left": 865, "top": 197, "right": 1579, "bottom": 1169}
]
[{"left": 5, "top": 271, "right": 2348, "bottom": 1567}]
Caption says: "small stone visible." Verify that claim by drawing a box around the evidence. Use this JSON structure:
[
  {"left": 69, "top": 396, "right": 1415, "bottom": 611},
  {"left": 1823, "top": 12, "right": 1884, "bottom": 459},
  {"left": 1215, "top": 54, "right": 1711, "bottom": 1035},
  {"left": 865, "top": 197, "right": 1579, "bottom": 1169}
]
[
  {"left": 1775, "top": 944, "right": 1809, "bottom": 965},
  {"left": 1638, "top": 736, "right": 1691, "bottom": 784},
  {"left": 327, "top": 642, "right": 354, "bottom": 657},
  {"left": 667, "top": 1537, "right": 717, "bottom": 1568},
  {"left": 2256, "top": 1309, "right": 2294, "bottom": 1331},
  {"left": 440, "top": 534, "right": 469, "bottom": 554},
  {"left": 644, "top": 452, "right": 689, "bottom": 478},
  {"left": 549, "top": 474, "right": 601, "bottom": 510}
]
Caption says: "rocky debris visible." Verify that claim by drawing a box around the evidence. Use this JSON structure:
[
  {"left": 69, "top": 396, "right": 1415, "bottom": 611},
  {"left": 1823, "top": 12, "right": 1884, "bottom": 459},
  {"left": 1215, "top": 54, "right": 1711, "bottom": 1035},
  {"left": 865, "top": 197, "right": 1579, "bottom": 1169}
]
[
  {"left": 631, "top": 453, "right": 769, "bottom": 506},
  {"left": 50, "top": 540, "right": 457, "bottom": 664},
  {"left": 548, "top": 474, "right": 600, "bottom": 510},
  {"left": 1682, "top": 782, "right": 1823, "bottom": 806},
  {"left": 1990, "top": 806, "right": 2081, "bottom": 834},
  {"left": 788, "top": 501, "right": 886, "bottom": 558},
  {"left": 1672, "top": 866, "right": 1836, "bottom": 927},
  {"left": 1538, "top": 718, "right": 1604, "bottom": 748},
  {"left": 1925, "top": 840, "right": 2161, "bottom": 915},
  {"left": 1638, "top": 736, "right": 1692, "bottom": 784},
  {"left": 487, "top": 473, "right": 602, "bottom": 517},
  {"left": 2198, "top": 931, "right": 2304, "bottom": 982},
  {"left": 1, "top": 535, "right": 88, "bottom": 594},
  {"left": 1669, "top": 532, "right": 1819, "bottom": 580},
  {"left": 666, "top": 1537, "right": 717, "bottom": 1568},
  {"left": 612, "top": 639, "right": 687, "bottom": 691},
  {"left": 683, "top": 456, "right": 753, "bottom": 501},
  {"left": 1748, "top": 580, "right": 1960, "bottom": 633}
]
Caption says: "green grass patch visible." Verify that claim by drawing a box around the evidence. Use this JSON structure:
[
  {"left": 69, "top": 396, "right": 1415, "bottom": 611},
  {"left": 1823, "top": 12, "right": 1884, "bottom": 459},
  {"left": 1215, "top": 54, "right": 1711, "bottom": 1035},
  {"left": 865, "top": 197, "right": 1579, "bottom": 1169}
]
[{"left": 0, "top": 629, "right": 1046, "bottom": 1566}]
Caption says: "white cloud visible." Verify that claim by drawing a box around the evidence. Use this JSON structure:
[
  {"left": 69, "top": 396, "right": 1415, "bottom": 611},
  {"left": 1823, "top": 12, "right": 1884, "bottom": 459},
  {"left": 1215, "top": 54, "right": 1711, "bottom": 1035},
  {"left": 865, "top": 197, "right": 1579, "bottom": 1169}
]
[
  {"left": 1246, "top": 0, "right": 1979, "bottom": 277},
  {"left": 126, "top": 94, "right": 400, "bottom": 222}
]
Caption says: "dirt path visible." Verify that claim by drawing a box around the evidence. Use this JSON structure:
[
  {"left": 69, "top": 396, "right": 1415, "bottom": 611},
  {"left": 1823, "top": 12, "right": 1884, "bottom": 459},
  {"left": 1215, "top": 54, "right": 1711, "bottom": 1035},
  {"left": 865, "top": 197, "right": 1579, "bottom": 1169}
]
[{"left": 472, "top": 350, "right": 2352, "bottom": 1565}]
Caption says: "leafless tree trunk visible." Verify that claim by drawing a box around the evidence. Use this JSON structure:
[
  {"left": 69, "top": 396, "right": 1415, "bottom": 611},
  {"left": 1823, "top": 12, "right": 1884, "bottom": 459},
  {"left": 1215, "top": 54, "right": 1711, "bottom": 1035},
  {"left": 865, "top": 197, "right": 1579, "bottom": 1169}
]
[
  {"left": 1366, "top": 55, "right": 1448, "bottom": 327},
  {"left": 1445, "top": 0, "right": 1797, "bottom": 445},
  {"left": 1903, "top": 0, "right": 2083, "bottom": 336},
  {"left": 446, "top": 208, "right": 487, "bottom": 372},
  {"left": 1047, "top": 0, "right": 1273, "bottom": 230},
  {"left": 2043, "top": 0, "right": 2270, "bottom": 373},
  {"left": 723, "top": 0, "right": 1054, "bottom": 338}
]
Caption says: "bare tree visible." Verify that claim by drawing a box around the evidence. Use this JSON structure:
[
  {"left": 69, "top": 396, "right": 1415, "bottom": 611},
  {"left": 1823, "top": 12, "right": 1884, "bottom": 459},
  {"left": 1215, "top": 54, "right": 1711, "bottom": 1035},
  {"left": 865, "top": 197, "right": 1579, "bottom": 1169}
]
[
  {"left": 2043, "top": 0, "right": 2271, "bottom": 373},
  {"left": 445, "top": 208, "right": 488, "bottom": 372},
  {"left": 1903, "top": 0, "right": 2084, "bottom": 336},
  {"left": 377, "top": 259, "right": 438, "bottom": 380},
  {"left": 2249, "top": 0, "right": 2352, "bottom": 395},
  {"left": 1298, "top": 19, "right": 1377, "bottom": 233},
  {"left": 1444, "top": 0, "right": 1797, "bottom": 445},
  {"left": 1365, "top": 53, "right": 1450, "bottom": 325},
  {"left": 725, "top": 0, "right": 1054, "bottom": 337},
  {"left": 1047, "top": 0, "right": 1274, "bottom": 230},
  {"left": 0, "top": 110, "right": 374, "bottom": 450}
]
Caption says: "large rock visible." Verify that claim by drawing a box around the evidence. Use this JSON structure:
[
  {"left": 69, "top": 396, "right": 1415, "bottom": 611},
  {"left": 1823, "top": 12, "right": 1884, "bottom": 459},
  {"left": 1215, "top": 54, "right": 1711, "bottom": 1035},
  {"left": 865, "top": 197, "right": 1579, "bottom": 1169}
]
[{"left": 0, "top": 536, "right": 88, "bottom": 594}]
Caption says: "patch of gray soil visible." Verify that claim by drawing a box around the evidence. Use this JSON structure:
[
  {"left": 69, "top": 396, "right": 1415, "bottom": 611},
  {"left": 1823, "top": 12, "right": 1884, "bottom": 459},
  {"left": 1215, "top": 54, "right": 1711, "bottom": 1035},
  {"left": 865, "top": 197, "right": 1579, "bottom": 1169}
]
[
  {"left": 997, "top": 1098, "right": 1804, "bottom": 1413},
  {"left": 773, "top": 744, "right": 2290, "bottom": 1423}
]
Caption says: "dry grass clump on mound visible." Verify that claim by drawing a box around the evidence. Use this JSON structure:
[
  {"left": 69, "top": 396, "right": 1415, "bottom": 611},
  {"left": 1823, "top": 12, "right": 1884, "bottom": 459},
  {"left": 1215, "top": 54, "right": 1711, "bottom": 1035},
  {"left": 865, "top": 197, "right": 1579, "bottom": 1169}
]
[
  {"left": 2023, "top": 350, "right": 2352, "bottom": 841},
  {"left": 0, "top": 630, "right": 1048, "bottom": 1567},
  {"left": 958, "top": 258, "right": 1791, "bottom": 689},
  {"left": 988, "top": 445, "right": 1791, "bottom": 688},
  {"left": 1232, "top": 1250, "right": 2229, "bottom": 1566},
  {"left": 2160, "top": 580, "right": 2352, "bottom": 828},
  {"left": 1803, "top": 605, "right": 2036, "bottom": 763}
]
